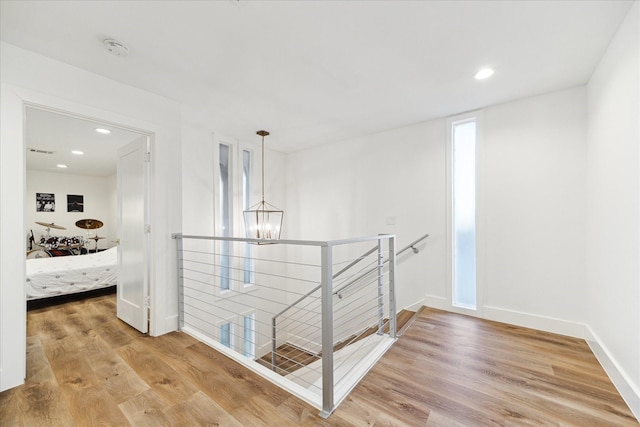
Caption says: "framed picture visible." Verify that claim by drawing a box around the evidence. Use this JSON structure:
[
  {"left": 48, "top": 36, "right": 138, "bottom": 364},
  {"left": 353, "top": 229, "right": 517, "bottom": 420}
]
[
  {"left": 36, "top": 193, "right": 55, "bottom": 212},
  {"left": 67, "top": 194, "right": 84, "bottom": 212}
]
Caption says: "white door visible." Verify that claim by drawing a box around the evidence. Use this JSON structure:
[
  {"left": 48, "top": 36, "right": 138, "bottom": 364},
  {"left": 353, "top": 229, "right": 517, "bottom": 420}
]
[{"left": 117, "top": 136, "right": 150, "bottom": 333}]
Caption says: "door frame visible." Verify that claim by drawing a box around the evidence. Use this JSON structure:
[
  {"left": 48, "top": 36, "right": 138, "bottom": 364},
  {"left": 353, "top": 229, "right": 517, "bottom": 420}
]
[{"left": 0, "top": 84, "right": 155, "bottom": 391}]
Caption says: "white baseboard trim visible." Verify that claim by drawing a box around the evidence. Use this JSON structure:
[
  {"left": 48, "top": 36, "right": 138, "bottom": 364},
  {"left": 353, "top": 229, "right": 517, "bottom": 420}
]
[
  {"left": 152, "top": 313, "right": 179, "bottom": 337},
  {"left": 422, "top": 295, "right": 448, "bottom": 311},
  {"left": 585, "top": 326, "right": 640, "bottom": 422},
  {"left": 402, "top": 298, "right": 426, "bottom": 312},
  {"left": 481, "top": 306, "right": 586, "bottom": 339}
]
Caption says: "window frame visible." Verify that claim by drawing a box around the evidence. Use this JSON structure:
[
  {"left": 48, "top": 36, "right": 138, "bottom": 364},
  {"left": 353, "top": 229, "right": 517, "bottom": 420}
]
[{"left": 446, "top": 111, "right": 484, "bottom": 316}]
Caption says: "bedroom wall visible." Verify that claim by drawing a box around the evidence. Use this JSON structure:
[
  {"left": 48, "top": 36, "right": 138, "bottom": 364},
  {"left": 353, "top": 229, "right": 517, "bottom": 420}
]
[
  {"left": 1, "top": 41, "right": 182, "bottom": 391},
  {"left": 26, "top": 170, "right": 116, "bottom": 251},
  {"left": 586, "top": 1, "right": 640, "bottom": 416},
  {"left": 286, "top": 86, "right": 588, "bottom": 335}
]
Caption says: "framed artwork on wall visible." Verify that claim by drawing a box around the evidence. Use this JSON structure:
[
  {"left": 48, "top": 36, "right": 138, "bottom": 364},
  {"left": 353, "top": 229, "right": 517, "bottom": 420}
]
[
  {"left": 36, "top": 193, "right": 55, "bottom": 212},
  {"left": 67, "top": 194, "right": 84, "bottom": 212}
]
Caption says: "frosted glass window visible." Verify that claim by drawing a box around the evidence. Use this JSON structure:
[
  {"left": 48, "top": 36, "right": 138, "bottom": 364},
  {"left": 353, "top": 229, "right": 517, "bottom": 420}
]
[
  {"left": 220, "top": 322, "right": 232, "bottom": 348},
  {"left": 243, "top": 313, "right": 256, "bottom": 359},
  {"left": 242, "top": 149, "right": 253, "bottom": 285},
  {"left": 219, "top": 144, "right": 231, "bottom": 291},
  {"left": 452, "top": 120, "right": 477, "bottom": 309}
]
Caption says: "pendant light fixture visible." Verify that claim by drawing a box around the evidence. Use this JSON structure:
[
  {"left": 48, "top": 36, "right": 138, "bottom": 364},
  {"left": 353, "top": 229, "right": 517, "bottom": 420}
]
[{"left": 243, "top": 130, "right": 284, "bottom": 241}]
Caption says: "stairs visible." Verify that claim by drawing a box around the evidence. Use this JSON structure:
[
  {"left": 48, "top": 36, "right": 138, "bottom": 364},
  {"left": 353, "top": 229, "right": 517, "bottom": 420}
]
[{"left": 257, "top": 308, "right": 420, "bottom": 375}]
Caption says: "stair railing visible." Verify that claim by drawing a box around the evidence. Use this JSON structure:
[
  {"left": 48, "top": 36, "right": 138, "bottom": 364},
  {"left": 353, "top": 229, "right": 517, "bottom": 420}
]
[{"left": 271, "top": 233, "right": 428, "bottom": 370}]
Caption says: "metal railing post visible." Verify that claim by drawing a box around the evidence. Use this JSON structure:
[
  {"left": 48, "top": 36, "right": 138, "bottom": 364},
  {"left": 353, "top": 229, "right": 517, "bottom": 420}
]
[
  {"left": 271, "top": 317, "right": 277, "bottom": 372},
  {"left": 173, "top": 233, "right": 185, "bottom": 330},
  {"left": 388, "top": 235, "right": 397, "bottom": 339},
  {"left": 319, "top": 243, "right": 334, "bottom": 418},
  {"left": 377, "top": 237, "right": 384, "bottom": 335}
]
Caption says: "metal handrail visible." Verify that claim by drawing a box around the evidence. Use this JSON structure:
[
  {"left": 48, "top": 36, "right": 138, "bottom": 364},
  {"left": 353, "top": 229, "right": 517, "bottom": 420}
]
[
  {"left": 334, "top": 233, "right": 429, "bottom": 298},
  {"left": 271, "top": 233, "right": 429, "bottom": 369}
]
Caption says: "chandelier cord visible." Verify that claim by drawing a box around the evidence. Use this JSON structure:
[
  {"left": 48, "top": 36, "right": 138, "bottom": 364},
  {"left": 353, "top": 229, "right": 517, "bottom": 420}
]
[{"left": 261, "top": 133, "right": 265, "bottom": 204}]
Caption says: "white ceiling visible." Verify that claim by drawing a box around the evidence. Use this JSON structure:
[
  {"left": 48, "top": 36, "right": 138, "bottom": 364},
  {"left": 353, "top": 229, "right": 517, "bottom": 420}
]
[
  {"left": 1, "top": 0, "right": 633, "bottom": 157},
  {"left": 25, "top": 107, "right": 142, "bottom": 177}
]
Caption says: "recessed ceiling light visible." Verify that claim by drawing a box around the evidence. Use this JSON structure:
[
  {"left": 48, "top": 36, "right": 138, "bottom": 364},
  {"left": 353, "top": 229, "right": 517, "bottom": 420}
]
[
  {"left": 57, "top": 164, "right": 68, "bottom": 168},
  {"left": 95, "top": 128, "right": 111, "bottom": 134},
  {"left": 71, "top": 150, "right": 84, "bottom": 155},
  {"left": 475, "top": 68, "right": 495, "bottom": 80}
]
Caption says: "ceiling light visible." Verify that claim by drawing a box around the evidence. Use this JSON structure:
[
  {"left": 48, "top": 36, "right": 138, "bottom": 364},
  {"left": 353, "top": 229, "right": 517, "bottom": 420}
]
[
  {"left": 57, "top": 164, "right": 68, "bottom": 168},
  {"left": 103, "top": 39, "right": 129, "bottom": 57},
  {"left": 243, "top": 130, "right": 284, "bottom": 241},
  {"left": 474, "top": 68, "right": 495, "bottom": 80},
  {"left": 71, "top": 150, "right": 84, "bottom": 155},
  {"left": 95, "top": 128, "right": 111, "bottom": 134}
]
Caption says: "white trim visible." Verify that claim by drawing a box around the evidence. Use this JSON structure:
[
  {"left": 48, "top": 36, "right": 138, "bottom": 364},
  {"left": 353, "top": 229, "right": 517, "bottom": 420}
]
[
  {"left": 482, "top": 305, "right": 586, "bottom": 338},
  {"left": 213, "top": 137, "right": 238, "bottom": 295},
  {"left": 585, "top": 326, "right": 640, "bottom": 421},
  {"left": 423, "top": 295, "right": 448, "bottom": 311},
  {"left": 445, "top": 111, "right": 483, "bottom": 314},
  {"left": 403, "top": 297, "right": 425, "bottom": 313},
  {"left": 237, "top": 143, "right": 256, "bottom": 286},
  {"left": 0, "top": 85, "right": 26, "bottom": 391}
]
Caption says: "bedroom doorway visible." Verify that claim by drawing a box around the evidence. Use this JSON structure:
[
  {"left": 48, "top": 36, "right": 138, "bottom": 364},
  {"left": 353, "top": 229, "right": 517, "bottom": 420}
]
[{"left": 24, "top": 106, "right": 151, "bottom": 333}]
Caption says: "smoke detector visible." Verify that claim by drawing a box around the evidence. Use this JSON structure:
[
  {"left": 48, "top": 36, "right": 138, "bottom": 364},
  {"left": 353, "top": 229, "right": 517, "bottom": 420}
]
[{"left": 103, "top": 39, "right": 129, "bottom": 57}]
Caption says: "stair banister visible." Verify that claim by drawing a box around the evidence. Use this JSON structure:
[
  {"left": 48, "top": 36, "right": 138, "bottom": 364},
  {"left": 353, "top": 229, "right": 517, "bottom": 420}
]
[
  {"left": 333, "top": 233, "right": 429, "bottom": 298},
  {"left": 270, "top": 233, "right": 428, "bottom": 371}
]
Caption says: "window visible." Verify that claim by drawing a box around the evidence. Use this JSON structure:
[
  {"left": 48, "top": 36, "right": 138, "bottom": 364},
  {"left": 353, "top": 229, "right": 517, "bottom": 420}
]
[
  {"left": 220, "top": 321, "right": 233, "bottom": 348},
  {"left": 242, "top": 149, "right": 254, "bottom": 285},
  {"left": 242, "top": 312, "right": 256, "bottom": 359},
  {"left": 451, "top": 118, "right": 477, "bottom": 309},
  {"left": 219, "top": 143, "right": 231, "bottom": 291}
]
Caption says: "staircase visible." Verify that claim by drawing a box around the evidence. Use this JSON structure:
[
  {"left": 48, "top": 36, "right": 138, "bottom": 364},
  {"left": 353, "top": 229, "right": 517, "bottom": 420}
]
[{"left": 258, "top": 309, "right": 418, "bottom": 375}]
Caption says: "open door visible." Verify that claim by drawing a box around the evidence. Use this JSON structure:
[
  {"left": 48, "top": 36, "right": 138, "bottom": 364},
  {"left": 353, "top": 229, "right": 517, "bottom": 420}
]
[{"left": 117, "top": 136, "right": 150, "bottom": 333}]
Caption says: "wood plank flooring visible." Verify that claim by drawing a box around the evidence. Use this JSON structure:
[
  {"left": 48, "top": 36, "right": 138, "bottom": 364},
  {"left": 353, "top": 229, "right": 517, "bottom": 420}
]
[{"left": 1, "top": 293, "right": 637, "bottom": 426}]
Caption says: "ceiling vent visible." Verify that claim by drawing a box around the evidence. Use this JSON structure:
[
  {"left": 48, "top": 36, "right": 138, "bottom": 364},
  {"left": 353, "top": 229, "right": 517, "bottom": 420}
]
[{"left": 28, "top": 148, "right": 55, "bottom": 155}]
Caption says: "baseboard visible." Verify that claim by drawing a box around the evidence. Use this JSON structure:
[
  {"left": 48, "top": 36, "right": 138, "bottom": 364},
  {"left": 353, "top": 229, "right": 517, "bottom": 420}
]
[
  {"left": 585, "top": 326, "right": 640, "bottom": 422},
  {"left": 481, "top": 305, "right": 586, "bottom": 339},
  {"left": 422, "top": 294, "right": 448, "bottom": 310},
  {"left": 402, "top": 298, "right": 425, "bottom": 312},
  {"left": 152, "top": 313, "right": 179, "bottom": 337}
]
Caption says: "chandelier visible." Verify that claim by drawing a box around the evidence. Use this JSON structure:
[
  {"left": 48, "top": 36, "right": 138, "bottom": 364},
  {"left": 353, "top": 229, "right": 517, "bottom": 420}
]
[{"left": 243, "top": 130, "right": 283, "bottom": 241}]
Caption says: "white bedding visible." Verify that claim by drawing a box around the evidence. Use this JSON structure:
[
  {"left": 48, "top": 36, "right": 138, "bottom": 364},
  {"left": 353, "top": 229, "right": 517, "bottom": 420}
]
[{"left": 26, "top": 246, "right": 117, "bottom": 300}]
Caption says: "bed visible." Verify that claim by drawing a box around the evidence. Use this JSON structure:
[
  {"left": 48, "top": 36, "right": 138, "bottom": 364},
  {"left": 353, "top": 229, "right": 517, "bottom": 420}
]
[{"left": 26, "top": 246, "right": 117, "bottom": 300}]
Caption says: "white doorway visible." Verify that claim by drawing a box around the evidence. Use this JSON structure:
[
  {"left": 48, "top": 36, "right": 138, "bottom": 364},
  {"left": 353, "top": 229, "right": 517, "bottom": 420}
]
[{"left": 24, "top": 106, "right": 152, "bottom": 333}]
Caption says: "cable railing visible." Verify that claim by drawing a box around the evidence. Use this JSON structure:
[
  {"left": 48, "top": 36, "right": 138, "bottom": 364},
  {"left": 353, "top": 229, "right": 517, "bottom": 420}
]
[{"left": 172, "top": 233, "right": 425, "bottom": 417}]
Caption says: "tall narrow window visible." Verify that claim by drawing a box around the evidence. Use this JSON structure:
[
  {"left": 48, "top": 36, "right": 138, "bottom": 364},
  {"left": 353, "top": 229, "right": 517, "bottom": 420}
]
[
  {"left": 243, "top": 312, "right": 256, "bottom": 359},
  {"left": 452, "top": 119, "right": 477, "bottom": 309},
  {"left": 242, "top": 149, "right": 253, "bottom": 285},
  {"left": 220, "top": 321, "right": 233, "bottom": 348},
  {"left": 219, "top": 144, "right": 231, "bottom": 291}
]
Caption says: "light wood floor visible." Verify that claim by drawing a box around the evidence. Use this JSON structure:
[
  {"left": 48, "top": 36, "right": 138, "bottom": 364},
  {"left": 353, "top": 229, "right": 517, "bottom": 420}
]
[{"left": 1, "top": 293, "right": 637, "bottom": 426}]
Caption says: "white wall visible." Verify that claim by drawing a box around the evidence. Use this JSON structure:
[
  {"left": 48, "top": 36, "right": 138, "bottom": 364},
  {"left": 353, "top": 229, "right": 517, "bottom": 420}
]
[
  {"left": 480, "top": 87, "right": 587, "bottom": 334},
  {"left": 287, "top": 118, "right": 446, "bottom": 312},
  {"left": 287, "top": 86, "right": 588, "bottom": 333},
  {"left": 0, "top": 42, "right": 182, "bottom": 391},
  {"left": 26, "top": 170, "right": 116, "bottom": 250},
  {"left": 586, "top": 1, "right": 640, "bottom": 417}
]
